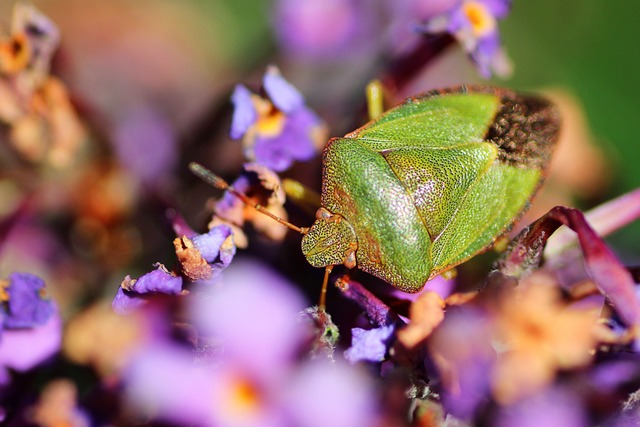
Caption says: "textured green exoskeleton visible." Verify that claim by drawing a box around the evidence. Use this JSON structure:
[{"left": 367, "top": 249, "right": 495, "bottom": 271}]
[{"left": 301, "top": 86, "right": 561, "bottom": 292}]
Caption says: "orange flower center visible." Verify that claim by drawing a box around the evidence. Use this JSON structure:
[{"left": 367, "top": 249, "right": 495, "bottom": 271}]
[
  {"left": 463, "top": 1, "right": 496, "bottom": 37},
  {"left": 227, "top": 378, "right": 261, "bottom": 415}
]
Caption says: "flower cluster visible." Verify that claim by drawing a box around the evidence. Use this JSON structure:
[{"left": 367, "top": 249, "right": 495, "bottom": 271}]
[
  {"left": 0, "top": 2, "right": 85, "bottom": 168},
  {"left": 0, "top": 2, "right": 639, "bottom": 427},
  {"left": 230, "top": 65, "right": 327, "bottom": 172},
  {"left": 0, "top": 272, "right": 61, "bottom": 409}
]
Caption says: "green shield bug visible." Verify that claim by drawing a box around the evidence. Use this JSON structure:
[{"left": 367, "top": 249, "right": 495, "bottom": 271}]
[{"left": 191, "top": 85, "right": 560, "bottom": 305}]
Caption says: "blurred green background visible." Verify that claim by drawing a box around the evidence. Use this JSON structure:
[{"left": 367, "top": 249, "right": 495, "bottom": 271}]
[{"left": 504, "top": 0, "right": 640, "bottom": 260}]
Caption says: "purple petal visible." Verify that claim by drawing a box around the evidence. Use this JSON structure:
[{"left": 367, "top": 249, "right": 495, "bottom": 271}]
[
  {"left": 590, "top": 360, "right": 640, "bottom": 392},
  {"left": 3, "top": 273, "right": 55, "bottom": 329},
  {"left": 545, "top": 188, "right": 640, "bottom": 260},
  {"left": 470, "top": 32, "right": 501, "bottom": 78},
  {"left": 189, "top": 259, "right": 307, "bottom": 379},
  {"left": 263, "top": 66, "right": 304, "bottom": 113},
  {"left": 112, "top": 105, "right": 177, "bottom": 185},
  {"left": 495, "top": 387, "right": 588, "bottom": 427},
  {"left": 284, "top": 360, "right": 377, "bottom": 427},
  {"left": 230, "top": 84, "right": 257, "bottom": 139},
  {"left": 0, "top": 308, "right": 61, "bottom": 372},
  {"left": 112, "top": 267, "right": 183, "bottom": 315},
  {"left": 429, "top": 307, "right": 495, "bottom": 418},
  {"left": 344, "top": 325, "right": 394, "bottom": 363},
  {"left": 168, "top": 210, "right": 198, "bottom": 239},
  {"left": 480, "top": 0, "right": 512, "bottom": 18},
  {"left": 273, "top": 0, "right": 379, "bottom": 60},
  {"left": 191, "top": 225, "right": 234, "bottom": 265},
  {"left": 130, "top": 267, "right": 183, "bottom": 295},
  {"left": 253, "top": 136, "right": 296, "bottom": 172},
  {"left": 124, "top": 343, "right": 218, "bottom": 426},
  {"left": 446, "top": 4, "right": 471, "bottom": 33},
  {"left": 251, "top": 108, "right": 322, "bottom": 172},
  {"left": 214, "top": 175, "right": 250, "bottom": 221},
  {"left": 412, "top": 0, "right": 459, "bottom": 21},
  {"left": 112, "top": 288, "right": 147, "bottom": 315}
]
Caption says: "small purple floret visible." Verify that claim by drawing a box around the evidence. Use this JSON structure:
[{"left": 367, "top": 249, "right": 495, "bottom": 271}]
[
  {"left": 191, "top": 225, "right": 234, "bottom": 267},
  {"left": 229, "top": 67, "right": 324, "bottom": 172},
  {"left": 419, "top": 0, "right": 512, "bottom": 78},
  {"left": 3, "top": 273, "right": 55, "bottom": 330},
  {"left": 344, "top": 325, "right": 395, "bottom": 363}
]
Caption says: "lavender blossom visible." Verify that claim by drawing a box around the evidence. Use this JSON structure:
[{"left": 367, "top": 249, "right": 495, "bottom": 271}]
[
  {"left": 124, "top": 259, "right": 378, "bottom": 426},
  {"left": 0, "top": 273, "right": 60, "bottom": 376},
  {"left": 344, "top": 325, "right": 395, "bottom": 363},
  {"left": 418, "top": 0, "right": 512, "bottom": 78},
  {"left": 1, "top": 272, "right": 55, "bottom": 330},
  {"left": 230, "top": 66, "right": 326, "bottom": 172},
  {"left": 273, "top": 0, "right": 379, "bottom": 60}
]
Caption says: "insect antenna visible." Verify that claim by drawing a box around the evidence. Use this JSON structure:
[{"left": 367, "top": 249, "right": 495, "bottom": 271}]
[
  {"left": 188, "top": 162, "right": 308, "bottom": 235},
  {"left": 190, "top": 162, "right": 335, "bottom": 311}
]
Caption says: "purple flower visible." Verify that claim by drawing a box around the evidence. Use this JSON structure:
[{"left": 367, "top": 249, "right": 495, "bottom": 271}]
[
  {"left": 0, "top": 273, "right": 60, "bottom": 379},
  {"left": 191, "top": 225, "right": 236, "bottom": 269},
  {"left": 174, "top": 224, "right": 236, "bottom": 281},
  {"left": 112, "top": 105, "right": 177, "bottom": 185},
  {"left": 344, "top": 325, "right": 395, "bottom": 363},
  {"left": 1, "top": 272, "right": 55, "bottom": 330},
  {"left": 124, "top": 260, "right": 379, "bottom": 426},
  {"left": 284, "top": 359, "right": 377, "bottom": 427},
  {"left": 0, "top": 305, "right": 61, "bottom": 375},
  {"left": 189, "top": 259, "right": 308, "bottom": 379},
  {"left": 418, "top": 0, "right": 512, "bottom": 78},
  {"left": 273, "top": 0, "right": 380, "bottom": 60},
  {"left": 112, "top": 265, "right": 183, "bottom": 315},
  {"left": 230, "top": 66, "right": 326, "bottom": 172},
  {"left": 427, "top": 307, "right": 495, "bottom": 419}
]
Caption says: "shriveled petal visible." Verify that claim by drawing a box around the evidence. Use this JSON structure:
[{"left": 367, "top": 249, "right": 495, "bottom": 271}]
[
  {"left": 192, "top": 225, "right": 235, "bottom": 265},
  {"left": 112, "top": 267, "right": 183, "bottom": 315},
  {"left": 127, "top": 266, "right": 183, "bottom": 295}
]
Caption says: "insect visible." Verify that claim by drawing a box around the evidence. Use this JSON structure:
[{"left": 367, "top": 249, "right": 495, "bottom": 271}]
[{"left": 191, "top": 85, "right": 560, "bottom": 306}]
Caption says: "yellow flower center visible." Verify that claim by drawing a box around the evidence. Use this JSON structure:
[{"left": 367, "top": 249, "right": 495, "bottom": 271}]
[
  {"left": 463, "top": 1, "right": 496, "bottom": 37},
  {"left": 252, "top": 95, "right": 286, "bottom": 137},
  {"left": 227, "top": 378, "right": 261, "bottom": 416}
]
